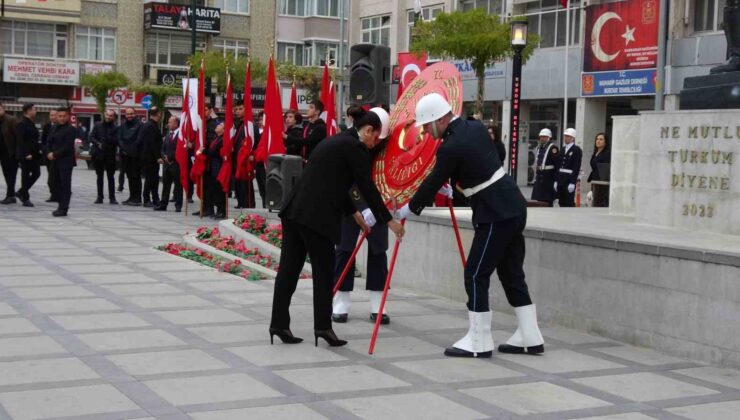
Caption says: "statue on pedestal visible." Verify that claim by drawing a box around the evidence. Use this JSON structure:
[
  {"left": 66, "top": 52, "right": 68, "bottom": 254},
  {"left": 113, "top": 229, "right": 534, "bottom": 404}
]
[{"left": 711, "top": 0, "right": 740, "bottom": 73}]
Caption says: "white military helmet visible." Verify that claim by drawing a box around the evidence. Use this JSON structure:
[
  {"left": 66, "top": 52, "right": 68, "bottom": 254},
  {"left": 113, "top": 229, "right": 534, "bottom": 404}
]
[
  {"left": 538, "top": 128, "right": 553, "bottom": 138},
  {"left": 414, "top": 93, "right": 452, "bottom": 127},
  {"left": 369, "top": 107, "right": 390, "bottom": 139},
  {"left": 564, "top": 128, "right": 577, "bottom": 138}
]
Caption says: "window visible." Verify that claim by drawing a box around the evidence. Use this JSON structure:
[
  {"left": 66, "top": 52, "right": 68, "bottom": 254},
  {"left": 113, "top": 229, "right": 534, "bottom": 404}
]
[
  {"left": 309, "top": 0, "right": 339, "bottom": 17},
  {"left": 280, "top": 0, "right": 305, "bottom": 16},
  {"left": 694, "top": 0, "right": 726, "bottom": 32},
  {"left": 214, "top": 39, "right": 248, "bottom": 58},
  {"left": 75, "top": 26, "right": 115, "bottom": 62},
  {"left": 214, "top": 0, "right": 248, "bottom": 14},
  {"left": 0, "top": 21, "right": 67, "bottom": 58},
  {"left": 145, "top": 33, "right": 197, "bottom": 66},
  {"left": 407, "top": 5, "right": 444, "bottom": 50},
  {"left": 361, "top": 15, "right": 391, "bottom": 46},
  {"left": 300, "top": 41, "right": 340, "bottom": 66},
  {"left": 278, "top": 42, "right": 304, "bottom": 65},
  {"left": 525, "top": 0, "right": 580, "bottom": 49},
  {"left": 459, "top": 0, "right": 504, "bottom": 16}
]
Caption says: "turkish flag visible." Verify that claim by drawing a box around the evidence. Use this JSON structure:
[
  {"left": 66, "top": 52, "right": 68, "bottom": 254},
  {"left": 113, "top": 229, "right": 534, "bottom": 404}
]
[
  {"left": 583, "top": 0, "right": 660, "bottom": 72},
  {"left": 254, "top": 57, "right": 285, "bottom": 163},
  {"left": 289, "top": 80, "right": 298, "bottom": 111},
  {"left": 396, "top": 52, "right": 427, "bottom": 100},
  {"left": 217, "top": 74, "right": 234, "bottom": 193},
  {"left": 176, "top": 78, "right": 193, "bottom": 196},
  {"left": 235, "top": 61, "right": 255, "bottom": 181}
]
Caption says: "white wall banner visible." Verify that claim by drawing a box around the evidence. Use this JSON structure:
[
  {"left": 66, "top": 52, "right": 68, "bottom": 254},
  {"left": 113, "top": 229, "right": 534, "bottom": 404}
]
[{"left": 3, "top": 58, "right": 80, "bottom": 86}]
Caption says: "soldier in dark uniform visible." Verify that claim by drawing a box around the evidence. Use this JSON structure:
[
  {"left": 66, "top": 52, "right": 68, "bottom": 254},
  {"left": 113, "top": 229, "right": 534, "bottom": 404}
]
[
  {"left": 332, "top": 107, "right": 392, "bottom": 325},
  {"left": 46, "top": 107, "right": 77, "bottom": 217},
  {"left": 15, "top": 104, "right": 43, "bottom": 207},
  {"left": 531, "top": 128, "right": 559, "bottom": 206},
  {"left": 397, "top": 93, "right": 545, "bottom": 358},
  {"left": 555, "top": 128, "right": 582, "bottom": 207},
  {"left": 89, "top": 109, "right": 119, "bottom": 204},
  {"left": 155, "top": 116, "right": 183, "bottom": 212}
]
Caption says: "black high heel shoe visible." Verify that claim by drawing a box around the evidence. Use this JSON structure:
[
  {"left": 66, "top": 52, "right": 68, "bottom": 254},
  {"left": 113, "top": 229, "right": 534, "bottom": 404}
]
[
  {"left": 314, "top": 329, "right": 347, "bottom": 347},
  {"left": 269, "top": 328, "right": 303, "bottom": 344}
]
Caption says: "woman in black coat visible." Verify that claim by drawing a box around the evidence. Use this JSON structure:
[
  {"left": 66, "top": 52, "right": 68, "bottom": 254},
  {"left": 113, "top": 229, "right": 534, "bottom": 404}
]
[
  {"left": 587, "top": 132, "right": 611, "bottom": 182},
  {"left": 270, "top": 108, "right": 405, "bottom": 347}
]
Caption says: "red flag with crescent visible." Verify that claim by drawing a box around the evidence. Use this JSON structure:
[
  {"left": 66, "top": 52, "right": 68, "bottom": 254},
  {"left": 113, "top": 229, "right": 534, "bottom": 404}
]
[
  {"left": 373, "top": 62, "right": 463, "bottom": 208},
  {"left": 583, "top": 0, "right": 659, "bottom": 72},
  {"left": 217, "top": 73, "right": 233, "bottom": 193},
  {"left": 176, "top": 78, "right": 192, "bottom": 195},
  {"left": 236, "top": 61, "right": 255, "bottom": 181},
  {"left": 396, "top": 52, "right": 427, "bottom": 100}
]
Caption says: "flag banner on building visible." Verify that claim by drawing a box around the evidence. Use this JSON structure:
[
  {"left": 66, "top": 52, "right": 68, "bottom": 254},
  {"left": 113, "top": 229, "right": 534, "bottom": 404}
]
[
  {"left": 581, "top": 0, "right": 659, "bottom": 96},
  {"left": 236, "top": 61, "right": 255, "bottom": 181},
  {"left": 254, "top": 56, "right": 285, "bottom": 162},
  {"left": 217, "top": 73, "right": 234, "bottom": 193},
  {"left": 177, "top": 78, "right": 193, "bottom": 195},
  {"left": 396, "top": 52, "right": 427, "bottom": 100}
]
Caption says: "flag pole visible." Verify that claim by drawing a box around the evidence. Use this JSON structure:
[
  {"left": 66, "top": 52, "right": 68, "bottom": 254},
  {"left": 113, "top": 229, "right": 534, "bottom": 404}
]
[
  {"left": 563, "top": 0, "right": 570, "bottom": 140},
  {"left": 368, "top": 220, "right": 405, "bottom": 355},
  {"left": 447, "top": 198, "right": 467, "bottom": 267},
  {"left": 333, "top": 230, "right": 369, "bottom": 296}
]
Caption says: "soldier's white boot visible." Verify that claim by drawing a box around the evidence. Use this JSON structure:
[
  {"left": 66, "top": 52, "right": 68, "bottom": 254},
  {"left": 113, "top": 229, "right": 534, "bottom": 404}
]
[
  {"left": 498, "top": 304, "right": 545, "bottom": 354},
  {"left": 332, "top": 291, "right": 351, "bottom": 323},
  {"left": 369, "top": 291, "right": 389, "bottom": 325},
  {"left": 444, "top": 311, "right": 494, "bottom": 358}
]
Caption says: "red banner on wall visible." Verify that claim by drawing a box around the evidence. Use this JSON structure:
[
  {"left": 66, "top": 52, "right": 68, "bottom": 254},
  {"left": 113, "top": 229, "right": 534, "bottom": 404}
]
[{"left": 583, "top": 0, "right": 659, "bottom": 72}]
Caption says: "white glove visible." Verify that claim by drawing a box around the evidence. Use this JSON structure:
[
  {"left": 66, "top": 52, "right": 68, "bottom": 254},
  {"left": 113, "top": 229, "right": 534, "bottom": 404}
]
[
  {"left": 361, "top": 208, "right": 376, "bottom": 228},
  {"left": 568, "top": 183, "right": 575, "bottom": 193},
  {"left": 396, "top": 203, "right": 411, "bottom": 220},
  {"left": 554, "top": 182, "right": 558, "bottom": 192},
  {"left": 437, "top": 183, "right": 453, "bottom": 198}
]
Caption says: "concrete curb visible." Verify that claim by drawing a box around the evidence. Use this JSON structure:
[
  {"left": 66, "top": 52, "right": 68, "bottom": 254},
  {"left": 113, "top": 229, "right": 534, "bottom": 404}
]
[{"left": 182, "top": 233, "right": 277, "bottom": 279}]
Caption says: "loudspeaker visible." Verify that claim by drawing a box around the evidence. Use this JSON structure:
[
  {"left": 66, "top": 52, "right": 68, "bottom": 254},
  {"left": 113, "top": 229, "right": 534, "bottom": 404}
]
[
  {"left": 349, "top": 44, "right": 391, "bottom": 106},
  {"left": 266, "top": 154, "right": 303, "bottom": 211}
]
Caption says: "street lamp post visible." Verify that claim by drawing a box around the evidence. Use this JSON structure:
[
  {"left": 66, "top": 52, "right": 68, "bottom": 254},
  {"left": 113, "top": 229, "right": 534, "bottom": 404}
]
[{"left": 508, "top": 20, "right": 528, "bottom": 182}]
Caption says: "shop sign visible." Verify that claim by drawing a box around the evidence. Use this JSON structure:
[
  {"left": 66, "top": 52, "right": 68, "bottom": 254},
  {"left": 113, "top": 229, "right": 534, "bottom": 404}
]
[
  {"left": 581, "top": 69, "right": 657, "bottom": 97},
  {"left": 3, "top": 57, "right": 80, "bottom": 86},
  {"left": 280, "top": 87, "right": 310, "bottom": 111},
  {"left": 82, "top": 63, "right": 114, "bottom": 75},
  {"left": 157, "top": 69, "right": 188, "bottom": 87},
  {"left": 144, "top": 2, "right": 221, "bottom": 34}
]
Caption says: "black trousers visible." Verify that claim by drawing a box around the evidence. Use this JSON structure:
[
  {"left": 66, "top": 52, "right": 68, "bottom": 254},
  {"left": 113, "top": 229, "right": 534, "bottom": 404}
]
[
  {"left": 160, "top": 163, "right": 182, "bottom": 210},
  {"left": 0, "top": 151, "right": 18, "bottom": 198},
  {"left": 202, "top": 171, "right": 224, "bottom": 214},
  {"left": 123, "top": 155, "right": 141, "bottom": 202},
  {"left": 334, "top": 217, "right": 388, "bottom": 292},
  {"left": 271, "top": 219, "right": 335, "bottom": 331},
  {"left": 464, "top": 215, "right": 532, "bottom": 312},
  {"left": 255, "top": 164, "right": 266, "bottom": 208},
  {"left": 142, "top": 160, "right": 160, "bottom": 204},
  {"left": 46, "top": 160, "right": 58, "bottom": 199},
  {"left": 235, "top": 179, "right": 255, "bottom": 208},
  {"left": 557, "top": 184, "right": 576, "bottom": 207},
  {"left": 17, "top": 159, "right": 41, "bottom": 200},
  {"left": 56, "top": 166, "right": 73, "bottom": 211},
  {"left": 94, "top": 159, "right": 116, "bottom": 200},
  {"left": 118, "top": 158, "right": 126, "bottom": 189}
]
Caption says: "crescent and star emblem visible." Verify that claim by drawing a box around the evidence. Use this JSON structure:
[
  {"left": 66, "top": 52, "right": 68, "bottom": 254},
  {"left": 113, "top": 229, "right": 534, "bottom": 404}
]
[
  {"left": 591, "top": 12, "right": 639, "bottom": 63},
  {"left": 400, "top": 64, "right": 421, "bottom": 88}
]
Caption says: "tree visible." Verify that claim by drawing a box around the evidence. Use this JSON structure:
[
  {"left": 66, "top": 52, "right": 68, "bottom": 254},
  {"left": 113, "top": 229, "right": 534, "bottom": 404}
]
[
  {"left": 411, "top": 9, "right": 537, "bottom": 115},
  {"left": 80, "top": 71, "right": 130, "bottom": 113}
]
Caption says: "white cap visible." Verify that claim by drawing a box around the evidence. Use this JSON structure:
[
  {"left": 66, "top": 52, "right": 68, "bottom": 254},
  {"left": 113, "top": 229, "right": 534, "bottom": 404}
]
[
  {"left": 414, "top": 93, "right": 452, "bottom": 127},
  {"left": 564, "top": 128, "right": 577, "bottom": 138},
  {"left": 369, "top": 107, "right": 390, "bottom": 139},
  {"left": 538, "top": 128, "right": 552, "bottom": 138}
]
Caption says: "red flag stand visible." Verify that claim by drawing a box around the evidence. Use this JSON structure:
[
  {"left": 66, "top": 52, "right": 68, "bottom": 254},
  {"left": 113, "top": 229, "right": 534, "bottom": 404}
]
[
  {"left": 368, "top": 220, "right": 405, "bottom": 355},
  {"left": 447, "top": 198, "right": 467, "bottom": 267},
  {"left": 332, "top": 230, "right": 369, "bottom": 296}
]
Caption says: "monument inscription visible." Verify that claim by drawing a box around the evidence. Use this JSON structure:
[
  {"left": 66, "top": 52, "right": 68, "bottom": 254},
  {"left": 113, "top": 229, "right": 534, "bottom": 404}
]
[{"left": 635, "top": 110, "right": 740, "bottom": 235}]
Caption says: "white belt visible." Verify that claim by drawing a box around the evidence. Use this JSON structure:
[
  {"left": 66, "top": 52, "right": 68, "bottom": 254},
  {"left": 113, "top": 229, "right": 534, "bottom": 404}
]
[
  {"left": 559, "top": 168, "right": 573, "bottom": 174},
  {"left": 538, "top": 165, "right": 554, "bottom": 171},
  {"left": 461, "top": 167, "right": 505, "bottom": 197}
]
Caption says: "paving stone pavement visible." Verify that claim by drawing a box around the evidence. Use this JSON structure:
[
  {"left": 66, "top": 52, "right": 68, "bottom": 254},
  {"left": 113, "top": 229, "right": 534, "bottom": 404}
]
[{"left": 1, "top": 168, "right": 739, "bottom": 419}]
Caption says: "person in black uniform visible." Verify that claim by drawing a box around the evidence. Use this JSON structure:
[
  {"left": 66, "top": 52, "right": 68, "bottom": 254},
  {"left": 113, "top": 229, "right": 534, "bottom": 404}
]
[
  {"left": 283, "top": 100, "right": 326, "bottom": 162},
  {"left": 15, "top": 104, "right": 43, "bottom": 207},
  {"left": 530, "top": 128, "right": 559, "bottom": 206},
  {"left": 332, "top": 107, "right": 392, "bottom": 325},
  {"left": 139, "top": 107, "right": 163, "bottom": 207},
  {"left": 555, "top": 128, "right": 582, "bottom": 207},
  {"left": 252, "top": 110, "right": 266, "bottom": 207},
  {"left": 46, "top": 107, "right": 77, "bottom": 217},
  {"left": 396, "top": 93, "right": 545, "bottom": 358},
  {"left": 155, "top": 116, "right": 183, "bottom": 212},
  {"left": 204, "top": 122, "right": 225, "bottom": 219},
  {"left": 283, "top": 109, "right": 304, "bottom": 157},
  {"left": 89, "top": 109, "right": 119, "bottom": 204},
  {"left": 0, "top": 104, "right": 18, "bottom": 204},
  {"left": 41, "top": 109, "right": 58, "bottom": 202},
  {"left": 270, "top": 108, "right": 405, "bottom": 347},
  {"left": 232, "top": 101, "right": 252, "bottom": 209},
  {"left": 118, "top": 107, "right": 143, "bottom": 205}
]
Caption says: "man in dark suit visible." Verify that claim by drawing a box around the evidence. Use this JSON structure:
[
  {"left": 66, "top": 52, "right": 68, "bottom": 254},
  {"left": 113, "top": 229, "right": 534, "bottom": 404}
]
[
  {"left": 270, "top": 109, "right": 404, "bottom": 347},
  {"left": 15, "top": 104, "right": 43, "bottom": 207},
  {"left": 252, "top": 110, "right": 266, "bottom": 207},
  {"left": 89, "top": 109, "right": 119, "bottom": 204},
  {"left": 118, "top": 107, "right": 143, "bottom": 205},
  {"left": 46, "top": 107, "right": 77, "bottom": 217},
  {"left": 41, "top": 109, "right": 58, "bottom": 202},
  {"left": 155, "top": 116, "right": 182, "bottom": 212},
  {"left": 0, "top": 103, "right": 18, "bottom": 204},
  {"left": 531, "top": 128, "right": 559, "bottom": 206},
  {"left": 555, "top": 128, "right": 582, "bottom": 207},
  {"left": 396, "top": 93, "right": 545, "bottom": 359},
  {"left": 139, "top": 107, "right": 163, "bottom": 207},
  {"left": 283, "top": 100, "right": 326, "bottom": 162}
]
